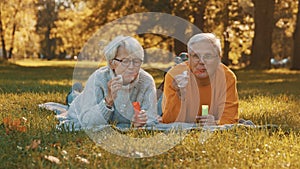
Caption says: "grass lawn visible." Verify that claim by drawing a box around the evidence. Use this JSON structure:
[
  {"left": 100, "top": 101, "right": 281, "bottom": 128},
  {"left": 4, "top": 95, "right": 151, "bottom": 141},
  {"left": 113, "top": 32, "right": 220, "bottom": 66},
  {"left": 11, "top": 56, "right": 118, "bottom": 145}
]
[{"left": 0, "top": 59, "right": 300, "bottom": 168}]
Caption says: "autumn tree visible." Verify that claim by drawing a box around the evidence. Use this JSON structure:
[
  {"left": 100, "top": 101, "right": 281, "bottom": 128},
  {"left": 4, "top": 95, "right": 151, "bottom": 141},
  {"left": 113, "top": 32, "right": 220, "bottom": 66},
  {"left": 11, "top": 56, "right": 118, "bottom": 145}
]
[
  {"left": 52, "top": 0, "right": 147, "bottom": 60},
  {"left": 36, "top": 0, "right": 59, "bottom": 60},
  {"left": 272, "top": 0, "right": 297, "bottom": 66},
  {"left": 0, "top": 0, "right": 38, "bottom": 59},
  {"left": 291, "top": 0, "right": 300, "bottom": 70},
  {"left": 249, "top": 0, "right": 275, "bottom": 69},
  {"left": 141, "top": 0, "right": 208, "bottom": 56}
]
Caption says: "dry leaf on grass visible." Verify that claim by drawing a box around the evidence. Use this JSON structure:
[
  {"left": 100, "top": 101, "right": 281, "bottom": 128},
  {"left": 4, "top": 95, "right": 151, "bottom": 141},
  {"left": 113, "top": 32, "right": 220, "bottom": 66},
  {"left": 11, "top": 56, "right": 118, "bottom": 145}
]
[
  {"left": 75, "top": 156, "right": 90, "bottom": 164},
  {"left": 44, "top": 155, "right": 61, "bottom": 164},
  {"left": 3, "top": 116, "right": 27, "bottom": 134},
  {"left": 26, "top": 139, "right": 41, "bottom": 150}
]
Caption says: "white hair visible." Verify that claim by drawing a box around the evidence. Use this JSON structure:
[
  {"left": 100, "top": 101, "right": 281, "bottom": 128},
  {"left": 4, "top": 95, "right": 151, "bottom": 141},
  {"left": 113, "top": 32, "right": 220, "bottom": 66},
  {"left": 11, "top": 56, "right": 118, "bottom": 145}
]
[
  {"left": 103, "top": 36, "right": 144, "bottom": 61},
  {"left": 187, "top": 33, "right": 222, "bottom": 57}
]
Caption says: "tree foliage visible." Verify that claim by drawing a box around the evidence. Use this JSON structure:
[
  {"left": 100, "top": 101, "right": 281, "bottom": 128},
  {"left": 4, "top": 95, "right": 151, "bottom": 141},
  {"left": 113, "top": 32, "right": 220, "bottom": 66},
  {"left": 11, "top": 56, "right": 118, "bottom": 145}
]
[
  {"left": 273, "top": 0, "right": 297, "bottom": 61},
  {"left": 0, "top": 0, "right": 39, "bottom": 59},
  {"left": 0, "top": 0, "right": 299, "bottom": 70}
]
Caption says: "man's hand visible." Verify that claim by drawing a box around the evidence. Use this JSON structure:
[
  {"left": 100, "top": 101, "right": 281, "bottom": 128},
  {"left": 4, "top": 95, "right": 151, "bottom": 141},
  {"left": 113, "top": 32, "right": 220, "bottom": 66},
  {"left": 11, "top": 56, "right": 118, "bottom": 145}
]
[
  {"left": 196, "top": 114, "right": 216, "bottom": 126},
  {"left": 172, "top": 71, "right": 188, "bottom": 100}
]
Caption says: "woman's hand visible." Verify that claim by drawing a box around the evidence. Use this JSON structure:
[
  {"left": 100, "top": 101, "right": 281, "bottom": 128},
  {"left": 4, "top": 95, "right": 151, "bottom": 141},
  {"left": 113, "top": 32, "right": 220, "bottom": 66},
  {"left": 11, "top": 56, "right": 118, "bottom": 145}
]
[
  {"left": 196, "top": 114, "right": 216, "bottom": 126},
  {"left": 132, "top": 110, "right": 147, "bottom": 128},
  {"left": 156, "top": 115, "right": 162, "bottom": 123},
  {"left": 106, "top": 75, "right": 123, "bottom": 106}
]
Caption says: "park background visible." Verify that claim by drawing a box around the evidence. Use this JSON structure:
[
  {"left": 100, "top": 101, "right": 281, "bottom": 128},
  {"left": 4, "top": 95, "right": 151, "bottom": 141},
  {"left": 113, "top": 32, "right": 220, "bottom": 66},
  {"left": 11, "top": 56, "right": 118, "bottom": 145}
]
[{"left": 1, "top": 0, "right": 300, "bottom": 168}]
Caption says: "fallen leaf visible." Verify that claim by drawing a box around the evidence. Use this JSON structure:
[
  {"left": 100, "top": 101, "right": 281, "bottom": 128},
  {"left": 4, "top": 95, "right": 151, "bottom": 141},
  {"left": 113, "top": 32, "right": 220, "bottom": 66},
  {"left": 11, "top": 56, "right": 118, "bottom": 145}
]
[
  {"left": 75, "top": 156, "right": 90, "bottom": 164},
  {"left": 3, "top": 117, "right": 10, "bottom": 125},
  {"left": 3, "top": 116, "right": 27, "bottom": 134},
  {"left": 26, "top": 139, "right": 41, "bottom": 150},
  {"left": 44, "top": 155, "right": 61, "bottom": 164},
  {"left": 18, "top": 126, "right": 26, "bottom": 133},
  {"left": 12, "top": 119, "right": 21, "bottom": 127}
]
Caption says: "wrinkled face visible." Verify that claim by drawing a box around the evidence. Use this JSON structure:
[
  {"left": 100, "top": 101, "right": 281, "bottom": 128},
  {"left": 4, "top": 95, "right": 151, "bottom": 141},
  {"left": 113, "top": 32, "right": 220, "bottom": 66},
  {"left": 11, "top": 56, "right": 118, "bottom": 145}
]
[
  {"left": 110, "top": 46, "right": 142, "bottom": 85},
  {"left": 188, "top": 41, "right": 220, "bottom": 79}
]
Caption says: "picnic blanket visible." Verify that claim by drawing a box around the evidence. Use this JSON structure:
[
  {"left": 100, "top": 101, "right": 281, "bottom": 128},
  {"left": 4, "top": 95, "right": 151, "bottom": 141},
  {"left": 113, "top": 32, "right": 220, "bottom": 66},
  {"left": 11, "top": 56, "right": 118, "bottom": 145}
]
[{"left": 39, "top": 102, "right": 277, "bottom": 132}]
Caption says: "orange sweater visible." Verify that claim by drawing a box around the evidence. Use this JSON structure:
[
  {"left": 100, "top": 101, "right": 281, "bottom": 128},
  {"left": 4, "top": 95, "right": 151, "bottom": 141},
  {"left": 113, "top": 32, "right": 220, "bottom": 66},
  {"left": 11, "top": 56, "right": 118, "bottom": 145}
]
[{"left": 162, "top": 63, "right": 239, "bottom": 125}]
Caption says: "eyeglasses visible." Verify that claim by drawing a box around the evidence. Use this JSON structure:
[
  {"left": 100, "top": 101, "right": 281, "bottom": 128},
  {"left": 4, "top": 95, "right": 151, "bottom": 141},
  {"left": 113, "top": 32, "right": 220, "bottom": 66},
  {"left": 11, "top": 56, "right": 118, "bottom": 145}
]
[
  {"left": 189, "top": 54, "right": 218, "bottom": 63},
  {"left": 113, "top": 58, "right": 143, "bottom": 67}
]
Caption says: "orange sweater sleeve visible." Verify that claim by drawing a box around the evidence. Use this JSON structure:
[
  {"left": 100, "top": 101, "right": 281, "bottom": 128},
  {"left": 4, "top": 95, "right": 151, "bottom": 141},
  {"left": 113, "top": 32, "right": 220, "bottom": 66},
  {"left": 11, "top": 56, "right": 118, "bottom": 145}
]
[
  {"left": 218, "top": 67, "right": 239, "bottom": 124},
  {"left": 161, "top": 71, "right": 182, "bottom": 123}
]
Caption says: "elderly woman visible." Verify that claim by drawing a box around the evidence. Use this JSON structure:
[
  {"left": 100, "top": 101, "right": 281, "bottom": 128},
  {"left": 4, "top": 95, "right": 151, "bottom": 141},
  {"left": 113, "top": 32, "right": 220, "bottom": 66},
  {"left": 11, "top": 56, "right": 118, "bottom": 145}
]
[
  {"left": 162, "top": 33, "right": 239, "bottom": 125},
  {"left": 65, "top": 36, "right": 158, "bottom": 130}
]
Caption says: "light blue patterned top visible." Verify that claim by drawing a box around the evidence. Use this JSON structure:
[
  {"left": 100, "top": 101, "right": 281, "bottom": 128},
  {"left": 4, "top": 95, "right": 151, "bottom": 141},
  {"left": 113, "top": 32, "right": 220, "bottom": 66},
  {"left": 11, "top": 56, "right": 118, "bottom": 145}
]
[{"left": 66, "top": 66, "right": 158, "bottom": 130}]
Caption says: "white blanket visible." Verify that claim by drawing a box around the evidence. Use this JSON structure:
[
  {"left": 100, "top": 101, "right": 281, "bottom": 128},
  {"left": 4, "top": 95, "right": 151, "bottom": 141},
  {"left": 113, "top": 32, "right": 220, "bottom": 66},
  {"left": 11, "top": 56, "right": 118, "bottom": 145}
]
[{"left": 39, "top": 102, "right": 277, "bottom": 132}]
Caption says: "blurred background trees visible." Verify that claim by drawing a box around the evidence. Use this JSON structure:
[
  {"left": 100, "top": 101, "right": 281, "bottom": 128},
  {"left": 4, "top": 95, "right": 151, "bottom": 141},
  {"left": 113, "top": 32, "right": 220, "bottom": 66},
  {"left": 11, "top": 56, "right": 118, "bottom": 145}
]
[
  {"left": 292, "top": 0, "right": 300, "bottom": 69},
  {"left": 0, "top": 0, "right": 299, "bottom": 69}
]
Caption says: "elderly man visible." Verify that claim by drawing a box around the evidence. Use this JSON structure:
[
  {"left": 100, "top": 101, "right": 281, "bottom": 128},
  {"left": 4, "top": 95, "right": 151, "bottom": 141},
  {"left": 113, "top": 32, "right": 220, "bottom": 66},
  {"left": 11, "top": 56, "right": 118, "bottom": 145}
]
[{"left": 162, "top": 33, "right": 239, "bottom": 125}]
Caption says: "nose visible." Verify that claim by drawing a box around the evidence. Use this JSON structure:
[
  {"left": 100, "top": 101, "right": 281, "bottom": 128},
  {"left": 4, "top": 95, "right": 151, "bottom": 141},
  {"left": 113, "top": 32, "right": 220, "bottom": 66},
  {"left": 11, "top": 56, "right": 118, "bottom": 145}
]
[
  {"left": 196, "top": 57, "right": 205, "bottom": 65},
  {"left": 127, "top": 61, "right": 135, "bottom": 68},
  {"left": 199, "top": 56, "right": 206, "bottom": 64}
]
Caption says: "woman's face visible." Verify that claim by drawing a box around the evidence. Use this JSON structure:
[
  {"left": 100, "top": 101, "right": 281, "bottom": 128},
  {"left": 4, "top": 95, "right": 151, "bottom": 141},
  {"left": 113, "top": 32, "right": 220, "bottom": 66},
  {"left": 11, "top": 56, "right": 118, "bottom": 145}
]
[
  {"left": 111, "top": 46, "right": 142, "bottom": 85},
  {"left": 188, "top": 41, "right": 220, "bottom": 79}
]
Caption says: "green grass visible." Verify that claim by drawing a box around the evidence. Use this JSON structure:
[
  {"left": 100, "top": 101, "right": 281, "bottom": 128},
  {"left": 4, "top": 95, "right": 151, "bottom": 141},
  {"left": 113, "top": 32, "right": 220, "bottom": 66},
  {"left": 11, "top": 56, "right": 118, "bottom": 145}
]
[{"left": 0, "top": 60, "right": 300, "bottom": 168}]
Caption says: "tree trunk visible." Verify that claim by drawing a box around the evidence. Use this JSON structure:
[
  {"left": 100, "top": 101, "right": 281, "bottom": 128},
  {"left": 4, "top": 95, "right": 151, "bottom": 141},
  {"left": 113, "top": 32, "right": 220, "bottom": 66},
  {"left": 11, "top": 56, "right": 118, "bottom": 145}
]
[
  {"left": 0, "top": 10, "right": 7, "bottom": 59},
  {"left": 222, "top": 2, "right": 230, "bottom": 66},
  {"left": 249, "top": 0, "right": 275, "bottom": 69},
  {"left": 291, "top": 0, "right": 300, "bottom": 70},
  {"left": 45, "top": 26, "right": 52, "bottom": 60},
  {"left": 174, "top": 38, "right": 187, "bottom": 56},
  {"left": 8, "top": 23, "right": 17, "bottom": 58},
  {"left": 193, "top": 0, "right": 209, "bottom": 32},
  {"left": 8, "top": 0, "right": 21, "bottom": 59},
  {"left": 223, "top": 34, "right": 231, "bottom": 66},
  {"left": 173, "top": 13, "right": 188, "bottom": 56}
]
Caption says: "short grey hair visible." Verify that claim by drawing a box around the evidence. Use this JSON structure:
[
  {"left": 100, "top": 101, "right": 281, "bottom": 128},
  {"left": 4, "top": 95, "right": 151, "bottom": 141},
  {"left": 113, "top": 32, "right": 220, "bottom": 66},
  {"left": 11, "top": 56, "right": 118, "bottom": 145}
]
[
  {"left": 187, "top": 33, "right": 222, "bottom": 57},
  {"left": 103, "top": 36, "right": 144, "bottom": 62}
]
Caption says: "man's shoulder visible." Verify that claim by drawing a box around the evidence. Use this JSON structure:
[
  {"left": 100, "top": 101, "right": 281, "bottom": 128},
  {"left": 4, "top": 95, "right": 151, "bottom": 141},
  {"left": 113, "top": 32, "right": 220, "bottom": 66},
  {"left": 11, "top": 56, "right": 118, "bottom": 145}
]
[{"left": 221, "top": 64, "right": 237, "bottom": 81}]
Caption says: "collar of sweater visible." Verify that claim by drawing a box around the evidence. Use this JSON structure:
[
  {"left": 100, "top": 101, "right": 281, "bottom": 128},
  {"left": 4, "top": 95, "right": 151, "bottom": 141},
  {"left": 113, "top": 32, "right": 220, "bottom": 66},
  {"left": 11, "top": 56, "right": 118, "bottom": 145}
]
[{"left": 196, "top": 76, "right": 211, "bottom": 86}]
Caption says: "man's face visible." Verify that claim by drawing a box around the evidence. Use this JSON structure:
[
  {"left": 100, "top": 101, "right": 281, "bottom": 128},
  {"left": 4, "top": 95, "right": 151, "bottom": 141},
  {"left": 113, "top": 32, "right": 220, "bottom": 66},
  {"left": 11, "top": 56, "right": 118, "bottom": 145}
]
[{"left": 188, "top": 41, "right": 220, "bottom": 79}]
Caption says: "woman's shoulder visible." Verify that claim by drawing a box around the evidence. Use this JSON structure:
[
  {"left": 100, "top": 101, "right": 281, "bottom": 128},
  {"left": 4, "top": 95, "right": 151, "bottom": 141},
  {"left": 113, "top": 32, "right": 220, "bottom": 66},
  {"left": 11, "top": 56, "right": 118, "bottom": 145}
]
[
  {"left": 95, "top": 66, "right": 110, "bottom": 73},
  {"left": 139, "top": 69, "right": 155, "bottom": 81},
  {"left": 87, "top": 66, "right": 110, "bottom": 85},
  {"left": 137, "top": 69, "right": 156, "bottom": 87},
  {"left": 93, "top": 66, "right": 110, "bottom": 77}
]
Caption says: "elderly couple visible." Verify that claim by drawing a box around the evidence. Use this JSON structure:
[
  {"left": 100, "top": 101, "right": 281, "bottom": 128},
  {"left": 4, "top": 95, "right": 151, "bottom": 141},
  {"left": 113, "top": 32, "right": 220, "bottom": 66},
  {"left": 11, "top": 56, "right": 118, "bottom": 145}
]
[{"left": 65, "top": 33, "right": 239, "bottom": 130}]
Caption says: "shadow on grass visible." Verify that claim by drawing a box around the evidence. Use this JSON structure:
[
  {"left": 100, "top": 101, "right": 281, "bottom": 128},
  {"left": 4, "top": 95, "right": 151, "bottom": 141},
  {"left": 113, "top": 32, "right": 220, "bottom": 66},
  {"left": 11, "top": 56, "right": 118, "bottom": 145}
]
[
  {"left": 0, "top": 63, "right": 167, "bottom": 94},
  {"left": 234, "top": 69, "right": 300, "bottom": 98},
  {"left": 0, "top": 63, "right": 74, "bottom": 94}
]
